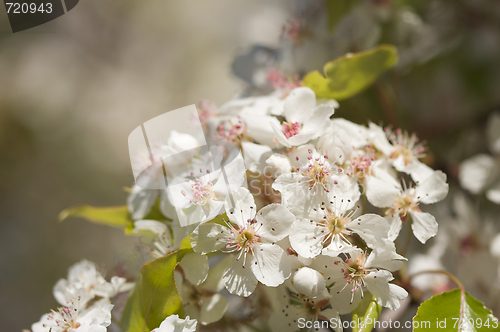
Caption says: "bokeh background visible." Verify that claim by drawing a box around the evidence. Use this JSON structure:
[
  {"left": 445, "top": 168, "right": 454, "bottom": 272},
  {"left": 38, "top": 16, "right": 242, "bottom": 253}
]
[
  {"left": 1, "top": 0, "right": 500, "bottom": 331},
  {"left": 0, "top": 1, "right": 291, "bottom": 330}
]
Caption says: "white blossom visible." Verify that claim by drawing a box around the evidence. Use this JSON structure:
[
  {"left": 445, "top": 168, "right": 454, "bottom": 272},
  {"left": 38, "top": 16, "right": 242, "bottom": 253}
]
[{"left": 191, "top": 187, "right": 295, "bottom": 296}]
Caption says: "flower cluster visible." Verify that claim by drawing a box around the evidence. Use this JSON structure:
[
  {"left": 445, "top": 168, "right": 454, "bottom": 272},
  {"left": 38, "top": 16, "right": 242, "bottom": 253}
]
[
  {"left": 29, "top": 260, "right": 133, "bottom": 332},
  {"left": 122, "top": 86, "right": 448, "bottom": 330}
]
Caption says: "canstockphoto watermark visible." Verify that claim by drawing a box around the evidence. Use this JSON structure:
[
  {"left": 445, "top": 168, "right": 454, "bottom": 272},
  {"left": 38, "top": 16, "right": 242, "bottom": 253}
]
[
  {"left": 128, "top": 105, "right": 243, "bottom": 227},
  {"left": 3, "top": 0, "right": 79, "bottom": 32},
  {"left": 297, "top": 317, "right": 499, "bottom": 330}
]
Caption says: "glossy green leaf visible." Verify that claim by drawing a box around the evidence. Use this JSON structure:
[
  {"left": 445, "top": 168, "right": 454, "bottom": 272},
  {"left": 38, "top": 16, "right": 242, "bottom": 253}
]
[
  {"left": 351, "top": 293, "right": 382, "bottom": 332},
  {"left": 121, "top": 249, "right": 190, "bottom": 332},
  {"left": 60, "top": 199, "right": 168, "bottom": 233},
  {"left": 302, "top": 45, "right": 398, "bottom": 100},
  {"left": 59, "top": 205, "right": 132, "bottom": 229},
  {"left": 413, "top": 289, "right": 500, "bottom": 332}
]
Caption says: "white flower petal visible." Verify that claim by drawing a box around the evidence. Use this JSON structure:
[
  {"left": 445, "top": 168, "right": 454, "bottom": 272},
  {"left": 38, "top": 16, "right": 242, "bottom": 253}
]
[
  {"left": 410, "top": 210, "right": 438, "bottom": 244},
  {"left": 283, "top": 87, "right": 316, "bottom": 123},
  {"left": 191, "top": 224, "right": 231, "bottom": 254},
  {"left": 266, "top": 153, "right": 292, "bottom": 177},
  {"left": 301, "top": 104, "right": 335, "bottom": 138},
  {"left": 251, "top": 243, "right": 291, "bottom": 287},
  {"left": 270, "top": 121, "right": 293, "bottom": 147},
  {"left": 223, "top": 257, "right": 258, "bottom": 297},
  {"left": 256, "top": 204, "right": 295, "bottom": 242},
  {"left": 156, "top": 314, "right": 197, "bottom": 332},
  {"left": 225, "top": 187, "right": 256, "bottom": 227},
  {"left": 127, "top": 185, "right": 158, "bottom": 220},
  {"left": 386, "top": 214, "right": 403, "bottom": 241},
  {"left": 289, "top": 220, "right": 324, "bottom": 258},
  {"left": 459, "top": 154, "right": 499, "bottom": 194},
  {"left": 293, "top": 267, "right": 328, "bottom": 298},
  {"left": 415, "top": 170, "right": 448, "bottom": 204},
  {"left": 365, "top": 270, "right": 407, "bottom": 310},
  {"left": 286, "top": 132, "right": 317, "bottom": 146},
  {"left": 368, "top": 122, "right": 394, "bottom": 156},
  {"left": 240, "top": 112, "right": 281, "bottom": 147},
  {"left": 486, "top": 180, "right": 500, "bottom": 204},
  {"left": 242, "top": 141, "right": 273, "bottom": 173},
  {"left": 365, "top": 240, "right": 406, "bottom": 272},
  {"left": 349, "top": 214, "right": 390, "bottom": 249},
  {"left": 365, "top": 174, "right": 400, "bottom": 208}
]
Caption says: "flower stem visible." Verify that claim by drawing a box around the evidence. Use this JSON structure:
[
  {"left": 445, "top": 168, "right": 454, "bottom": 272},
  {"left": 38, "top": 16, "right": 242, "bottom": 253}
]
[{"left": 408, "top": 270, "right": 465, "bottom": 292}]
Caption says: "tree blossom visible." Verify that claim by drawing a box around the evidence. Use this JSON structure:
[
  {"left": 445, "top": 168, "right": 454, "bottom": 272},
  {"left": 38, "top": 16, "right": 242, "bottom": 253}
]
[
  {"left": 268, "top": 286, "right": 341, "bottom": 332},
  {"left": 151, "top": 314, "right": 197, "bottom": 332},
  {"left": 366, "top": 168, "right": 448, "bottom": 243},
  {"left": 168, "top": 152, "right": 246, "bottom": 226},
  {"left": 270, "top": 87, "right": 335, "bottom": 147},
  {"left": 191, "top": 187, "right": 295, "bottom": 296},
  {"left": 176, "top": 256, "right": 233, "bottom": 325},
  {"left": 127, "top": 131, "right": 200, "bottom": 220},
  {"left": 272, "top": 145, "right": 360, "bottom": 218},
  {"left": 289, "top": 199, "right": 390, "bottom": 258},
  {"left": 323, "top": 246, "right": 407, "bottom": 312},
  {"left": 31, "top": 299, "right": 113, "bottom": 332},
  {"left": 459, "top": 113, "right": 500, "bottom": 204},
  {"left": 53, "top": 260, "right": 132, "bottom": 307}
]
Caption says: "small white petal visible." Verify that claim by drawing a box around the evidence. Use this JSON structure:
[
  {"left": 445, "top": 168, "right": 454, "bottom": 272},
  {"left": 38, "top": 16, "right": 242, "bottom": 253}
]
[
  {"left": 289, "top": 220, "right": 324, "bottom": 258},
  {"left": 486, "top": 180, "right": 500, "bottom": 204},
  {"left": 415, "top": 170, "right": 449, "bottom": 205},
  {"left": 409, "top": 210, "right": 438, "bottom": 244},
  {"left": 191, "top": 224, "right": 231, "bottom": 254},
  {"left": 283, "top": 87, "right": 316, "bottom": 123},
  {"left": 293, "top": 267, "right": 328, "bottom": 298},
  {"left": 365, "top": 174, "right": 400, "bottom": 208},
  {"left": 242, "top": 141, "right": 273, "bottom": 173},
  {"left": 365, "top": 270, "right": 407, "bottom": 310},
  {"left": 225, "top": 187, "right": 256, "bottom": 227},
  {"left": 386, "top": 214, "right": 403, "bottom": 241},
  {"left": 349, "top": 214, "right": 390, "bottom": 249},
  {"left": 251, "top": 243, "right": 291, "bottom": 287},
  {"left": 256, "top": 204, "right": 295, "bottom": 242},
  {"left": 459, "top": 154, "right": 499, "bottom": 194},
  {"left": 223, "top": 257, "right": 258, "bottom": 297}
]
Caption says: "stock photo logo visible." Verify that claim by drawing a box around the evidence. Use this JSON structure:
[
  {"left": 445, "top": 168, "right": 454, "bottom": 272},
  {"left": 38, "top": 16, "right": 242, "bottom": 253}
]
[
  {"left": 128, "top": 105, "right": 245, "bottom": 227},
  {"left": 2, "top": 0, "right": 78, "bottom": 32}
]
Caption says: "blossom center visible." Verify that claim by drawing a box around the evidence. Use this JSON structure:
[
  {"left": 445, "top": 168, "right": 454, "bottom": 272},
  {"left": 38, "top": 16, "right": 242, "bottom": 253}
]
[
  {"left": 327, "top": 215, "right": 349, "bottom": 235},
  {"left": 386, "top": 194, "right": 420, "bottom": 221},
  {"left": 387, "top": 128, "right": 426, "bottom": 166},
  {"left": 190, "top": 179, "right": 214, "bottom": 205},
  {"left": 237, "top": 229, "right": 257, "bottom": 248},
  {"left": 281, "top": 121, "right": 301, "bottom": 139},
  {"left": 213, "top": 119, "right": 246, "bottom": 143}
]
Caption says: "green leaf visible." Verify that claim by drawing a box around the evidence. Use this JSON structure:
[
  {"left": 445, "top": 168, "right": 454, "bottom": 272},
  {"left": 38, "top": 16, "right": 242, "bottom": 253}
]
[
  {"left": 59, "top": 205, "right": 132, "bottom": 229},
  {"left": 302, "top": 45, "right": 398, "bottom": 100},
  {"left": 121, "top": 249, "right": 190, "bottom": 332},
  {"left": 351, "top": 293, "right": 382, "bottom": 332},
  {"left": 413, "top": 289, "right": 500, "bottom": 332},
  {"left": 60, "top": 198, "right": 168, "bottom": 233}
]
